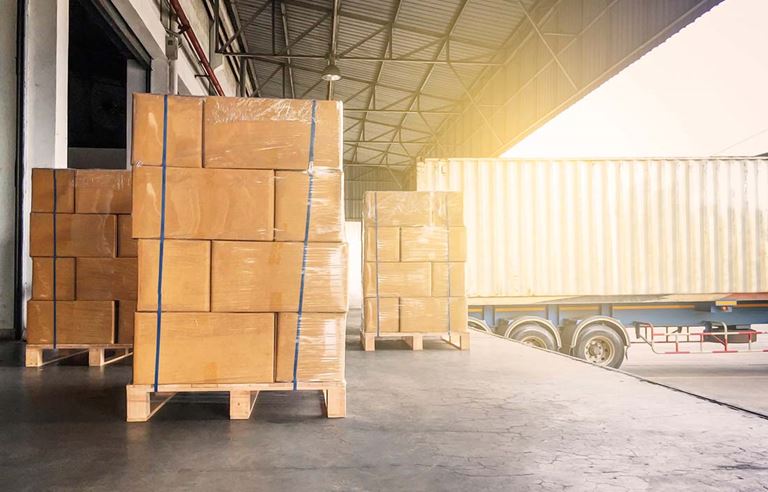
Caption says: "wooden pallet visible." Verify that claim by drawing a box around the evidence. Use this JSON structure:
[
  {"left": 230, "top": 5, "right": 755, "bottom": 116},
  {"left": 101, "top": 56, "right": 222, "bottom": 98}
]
[
  {"left": 125, "top": 381, "right": 347, "bottom": 422},
  {"left": 25, "top": 344, "right": 133, "bottom": 368},
  {"left": 360, "top": 331, "right": 470, "bottom": 351}
]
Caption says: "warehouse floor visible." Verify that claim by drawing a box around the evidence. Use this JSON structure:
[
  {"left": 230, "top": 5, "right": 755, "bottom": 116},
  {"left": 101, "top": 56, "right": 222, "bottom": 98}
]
[{"left": 2, "top": 313, "right": 768, "bottom": 490}]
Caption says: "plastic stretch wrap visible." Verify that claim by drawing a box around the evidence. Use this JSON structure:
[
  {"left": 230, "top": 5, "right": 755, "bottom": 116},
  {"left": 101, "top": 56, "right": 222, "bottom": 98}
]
[
  {"left": 31, "top": 168, "right": 75, "bottom": 213},
  {"left": 363, "top": 262, "right": 431, "bottom": 298},
  {"left": 399, "top": 226, "right": 467, "bottom": 262},
  {"left": 363, "top": 226, "right": 400, "bottom": 262},
  {"left": 276, "top": 313, "right": 346, "bottom": 382},
  {"left": 27, "top": 300, "right": 115, "bottom": 344},
  {"left": 30, "top": 213, "right": 116, "bottom": 257},
  {"left": 432, "top": 262, "right": 465, "bottom": 297},
  {"left": 203, "top": 97, "right": 342, "bottom": 170},
  {"left": 363, "top": 191, "right": 463, "bottom": 227},
  {"left": 131, "top": 94, "right": 203, "bottom": 168},
  {"left": 137, "top": 239, "right": 211, "bottom": 312},
  {"left": 75, "top": 170, "right": 132, "bottom": 214},
  {"left": 133, "top": 313, "right": 276, "bottom": 385},
  {"left": 117, "top": 215, "right": 137, "bottom": 257},
  {"left": 399, "top": 297, "right": 468, "bottom": 333},
  {"left": 363, "top": 298, "right": 399, "bottom": 333},
  {"left": 32, "top": 257, "right": 75, "bottom": 301},
  {"left": 132, "top": 166, "right": 275, "bottom": 241},
  {"left": 275, "top": 169, "right": 344, "bottom": 242},
  {"left": 211, "top": 241, "right": 348, "bottom": 312},
  {"left": 75, "top": 258, "right": 138, "bottom": 301}
]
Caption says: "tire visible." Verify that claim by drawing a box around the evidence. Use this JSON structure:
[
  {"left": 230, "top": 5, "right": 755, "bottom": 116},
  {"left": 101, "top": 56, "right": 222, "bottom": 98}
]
[
  {"left": 573, "top": 324, "right": 625, "bottom": 368},
  {"left": 508, "top": 324, "right": 557, "bottom": 351},
  {"left": 468, "top": 318, "right": 493, "bottom": 333}
]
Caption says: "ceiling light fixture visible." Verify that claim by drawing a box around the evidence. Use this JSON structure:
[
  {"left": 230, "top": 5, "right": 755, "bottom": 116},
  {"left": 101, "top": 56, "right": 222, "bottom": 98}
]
[{"left": 321, "top": 57, "right": 342, "bottom": 81}]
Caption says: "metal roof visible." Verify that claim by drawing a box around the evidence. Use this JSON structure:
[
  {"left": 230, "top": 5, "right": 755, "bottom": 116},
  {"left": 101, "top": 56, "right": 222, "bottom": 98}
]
[{"left": 218, "top": 0, "right": 537, "bottom": 176}]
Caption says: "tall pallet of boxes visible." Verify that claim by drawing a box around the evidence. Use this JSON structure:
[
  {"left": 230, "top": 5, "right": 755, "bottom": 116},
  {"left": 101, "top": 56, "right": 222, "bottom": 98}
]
[
  {"left": 27, "top": 168, "right": 137, "bottom": 367},
  {"left": 126, "top": 94, "right": 348, "bottom": 422},
  {"left": 361, "top": 191, "right": 470, "bottom": 351}
]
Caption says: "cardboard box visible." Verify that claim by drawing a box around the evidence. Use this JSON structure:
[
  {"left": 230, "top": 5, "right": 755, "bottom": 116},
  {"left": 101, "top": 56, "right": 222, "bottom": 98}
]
[
  {"left": 399, "top": 227, "right": 466, "bottom": 262},
  {"left": 431, "top": 262, "right": 466, "bottom": 297},
  {"left": 29, "top": 213, "right": 116, "bottom": 257},
  {"left": 363, "top": 226, "right": 399, "bottom": 262},
  {"left": 276, "top": 312, "right": 345, "bottom": 382},
  {"left": 131, "top": 94, "right": 203, "bottom": 168},
  {"left": 31, "top": 257, "right": 75, "bottom": 301},
  {"left": 362, "top": 262, "right": 431, "bottom": 298},
  {"left": 363, "top": 297, "right": 399, "bottom": 333},
  {"left": 363, "top": 191, "right": 463, "bottom": 227},
  {"left": 399, "top": 297, "right": 468, "bottom": 333},
  {"left": 137, "top": 240, "right": 210, "bottom": 312},
  {"left": 132, "top": 166, "right": 274, "bottom": 240},
  {"left": 203, "top": 97, "right": 341, "bottom": 170},
  {"left": 117, "top": 215, "right": 137, "bottom": 257},
  {"left": 26, "top": 300, "right": 115, "bottom": 344},
  {"left": 117, "top": 301, "right": 135, "bottom": 344},
  {"left": 75, "top": 170, "right": 132, "bottom": 214},
  {"left": 75, "top": 258, "right": 137, "bottom": 300},
  {"left": 211, "top": 241, "right": 348, "bottom": 312},
  {"left": 275, "top": 170, "right": 344, "bottom": 242},
  {"left": 133, "top": 312, "right": 275, "bottom": 385},
  {"left": 31, "top": 168, "right": 75, "bottom": 213}
]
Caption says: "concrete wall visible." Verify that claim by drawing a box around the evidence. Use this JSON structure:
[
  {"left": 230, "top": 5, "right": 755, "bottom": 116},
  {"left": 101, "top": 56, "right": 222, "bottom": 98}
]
[{"left": 0, "top": 1, "right": 17, "bottom": 337}]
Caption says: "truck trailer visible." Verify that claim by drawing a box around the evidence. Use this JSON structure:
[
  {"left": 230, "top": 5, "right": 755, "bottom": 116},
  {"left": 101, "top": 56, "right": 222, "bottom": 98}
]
[{"left": 417, "top": 157, "right": 768, "bottom": 368}]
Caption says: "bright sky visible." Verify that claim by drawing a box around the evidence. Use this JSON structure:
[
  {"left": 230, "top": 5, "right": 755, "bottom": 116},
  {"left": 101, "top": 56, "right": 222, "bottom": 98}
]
[{"left": 502, "top": 0, "right": 768, "bottom": 159}]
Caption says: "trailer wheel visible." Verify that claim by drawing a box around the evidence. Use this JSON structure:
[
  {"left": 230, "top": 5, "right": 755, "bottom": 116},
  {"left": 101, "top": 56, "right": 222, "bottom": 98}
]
[
  {"left": 509, "top": 324, "right": 557, "bottom": 351},
  {"left": 574, "top": 324, "right": 625, "bottom": 368}
]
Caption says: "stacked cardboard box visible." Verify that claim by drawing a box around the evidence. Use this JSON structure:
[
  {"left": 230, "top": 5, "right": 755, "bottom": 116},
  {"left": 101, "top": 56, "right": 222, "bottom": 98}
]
[
  {"left": 27, "top": 168, "right": 137, "bottom": 344},
  {"left": 362, "top": 191, "right": 468, "bottom": 335},
  {"left": 131, "top": 94, "right": 347, "bottom": 386}
]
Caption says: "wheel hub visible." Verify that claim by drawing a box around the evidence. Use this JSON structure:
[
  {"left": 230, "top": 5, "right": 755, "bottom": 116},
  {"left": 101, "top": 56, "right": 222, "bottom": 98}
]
[
  {"left": 520, "top": 336, "right": 546, "bottom": 349},
  {"left": 584, "top": 336, "right": 613, "bottom": 364}
]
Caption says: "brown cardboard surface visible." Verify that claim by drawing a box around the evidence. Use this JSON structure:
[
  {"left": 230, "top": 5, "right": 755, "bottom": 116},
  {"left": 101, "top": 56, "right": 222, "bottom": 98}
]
[
  {"left": 30, "top": 213, "right": 116, "bottom": 257},
  {"left": 431, "top": 262, "right": 466, "bottom": 297},
  {"left": 362, "top": 262, "right": 431, "bottom": 298},
  {"left": 275, "top": 170, "right": 343, "bottom": 241},
  {"left": 363, "top": 191, "right": 463, "bottom": 227},
  {"left": 131, "top": 94, "right": 203, "bottom": 168},
  {"left": 117, "top": 301, "right": 135, "bottom": 344},
  {"left": 363, "top": 297, "right": 399, "bottom": 333},
  {"left": 203, "top": 97, "right": 341, "bottom": 170},
  {"left": 276, "top": 312, "right": 345, "bottom": 382},
  {"left": 399, "top": 227, "right": 467, "bottom": 262},
  {"left": 26, "top": 300, "right": 115, "bottom": 344},
  {"left": 117, "top": 215, "right": 137, "bottom": 257},
  {"left": 363, "top": 226, "right": 399, "bottom": 262},
  {"left": 211, "top": 241, "right": 348, "bottom": 312},
  {"left": 75, "top": 258, "right": 137, "bottom": 300},
  {"left": 133, "top": 312, "right": 275, "bottom": 385},
  {"left": 31, "top": 258, "right": 75, "bottom": 301},
  {"left": 399, "top": 297, "right": 468, "bottom": 333},
  {"left": 137, "top": 240, "right": 210, "bottom": 312},
  {"left": 132, "top": 166, "right": 274, "bottom": 240},
  {"left": 75, "top": 170, "right": 132, "bottom": 214},
  {"left": 31, "top": 168, "right": 75, "bottom": 213}
]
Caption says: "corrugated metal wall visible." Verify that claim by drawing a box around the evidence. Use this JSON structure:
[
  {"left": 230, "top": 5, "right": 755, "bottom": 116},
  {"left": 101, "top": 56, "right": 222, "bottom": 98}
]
[{"left": 418, "top": 158, "right": 768, "bottom": 300}]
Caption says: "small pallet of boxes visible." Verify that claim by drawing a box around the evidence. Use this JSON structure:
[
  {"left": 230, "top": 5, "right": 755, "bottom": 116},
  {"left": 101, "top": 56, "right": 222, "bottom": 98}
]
[
  {"left": 361, "top": 191, "right": 470, "bottom": 351},
  {"left": 27, "top": 168, "right": 137, "bottom": 367},
  {"left": 126, "top": 94, "right": 347, "bottom": 422}
]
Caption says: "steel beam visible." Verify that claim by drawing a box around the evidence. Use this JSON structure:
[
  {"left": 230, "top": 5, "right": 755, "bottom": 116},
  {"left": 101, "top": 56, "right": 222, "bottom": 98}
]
[{"left": 220, "top": 53, "right": 500, "bottom": 65}]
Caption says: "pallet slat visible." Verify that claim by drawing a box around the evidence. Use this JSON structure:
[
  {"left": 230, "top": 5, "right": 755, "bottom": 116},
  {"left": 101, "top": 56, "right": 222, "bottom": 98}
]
[
  {"left": 25, "top": 344, "right": 133, "bottom": 367},
  {"left": 360, "top": 331, "right": 470, "bottom": 351}
]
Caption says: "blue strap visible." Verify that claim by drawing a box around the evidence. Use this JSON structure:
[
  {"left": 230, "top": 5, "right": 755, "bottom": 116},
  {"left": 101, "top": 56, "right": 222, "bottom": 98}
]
[
  {"left": 52, "top": 169, "right": 57, "bottom": 349},
  {"left": 374, "top": 192, "right": 381, "bottom": 336},
  {"left": 293, "top": 100, "right": 318, "bottom": 391},
  {"left": 153, "top": 95, "right": 170, "bottom": 392}
]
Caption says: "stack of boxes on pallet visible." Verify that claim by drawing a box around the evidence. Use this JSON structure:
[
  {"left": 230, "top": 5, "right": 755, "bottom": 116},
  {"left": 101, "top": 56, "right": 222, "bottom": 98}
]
[
  {"left": 130, "top": 94, "right": 347, "bottom": 388},
  {"left": 362, "top": 191, "right": 468, "bottom": 343},
  {"left": 27, "top": 168, "right": 137, "bottom": 344}
]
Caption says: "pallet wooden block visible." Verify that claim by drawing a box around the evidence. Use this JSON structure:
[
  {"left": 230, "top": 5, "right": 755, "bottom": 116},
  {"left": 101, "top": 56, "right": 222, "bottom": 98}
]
[
  {"left": 125, "top": 381, "right": 347, "bottom": 422},
  {"left": 25, "top": 344, "right": 133, "bottom": 368},
  {"left": 360, "top": 331, "right": 470, "bottom": 352}
]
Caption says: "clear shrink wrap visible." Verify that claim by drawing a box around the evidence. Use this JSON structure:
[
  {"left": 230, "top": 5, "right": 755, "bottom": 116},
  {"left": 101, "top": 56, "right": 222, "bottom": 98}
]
[
  {"left": 203, "top": 97, "right": 342, "bottom": 170},
  {"left": 75, "top": 169, "right": 132, "bottom": 214},
  {"left": 362, "top": 191, "right": 463, "bottom": 227},
  {"left": 276, "top": 312, "right": 346, "bottom": 382},
  {"left": 31, "top": 168, "right": 75, "bottom": 213},
  {"left": 131, "top": 94, "right": 203, "bottom": 168},
  {"left": 399, "top": 226, "right": 467, "bottom": 262},
  {"left": 431, "top": 262, "right": 465, "bottom": 297},
  {"left": 31, "top": 257, "right": 75, "bottom": 301},
  {"left": 363, "top": 226, "right": 399, "bottom": 262},
  {"left": 399, "top": 297, "right": 468, "bottom": 333},
  {"left": 133, "top": 312, "right": 275, "bottom": 385},
  {"left": 275, "top": 169, "right": 344, "bottom": 242},
  {"left": 117, "top": 215, "right": 137, "bottom": 257},
  {"left": 362, "top": 262, "right": 431, "bottom": 298},
  {"left": 132, "top": 166, "right": 274, "bottom": 241},
  {"left": 363, "top": 297, "right": 399, "bottom": 333},
  {"left": 211, "top": 241, "right": 348, "bottom": 312},
  {"left": 30, "top": 213, "right": 116, "bottom": 257},
  {"left": 137, "top": 239, "right": 211, "bottom": 312},
  {"left": 27, "top": 300, "right": 115, "bottom": 344}
]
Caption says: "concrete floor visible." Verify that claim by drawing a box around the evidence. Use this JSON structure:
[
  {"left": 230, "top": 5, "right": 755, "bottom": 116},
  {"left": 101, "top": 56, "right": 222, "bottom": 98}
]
[{"left": 2, "top": 317, "right": 768, "bottom": 491}]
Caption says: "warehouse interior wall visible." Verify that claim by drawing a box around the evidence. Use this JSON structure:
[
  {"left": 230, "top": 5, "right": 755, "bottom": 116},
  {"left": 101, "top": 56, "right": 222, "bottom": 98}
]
[
  {"left": 345, "top": 222, "right": 362, "bottom": 310},
  {"left": 0, "top": 1, "right": 17, "bottom": 338}
]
